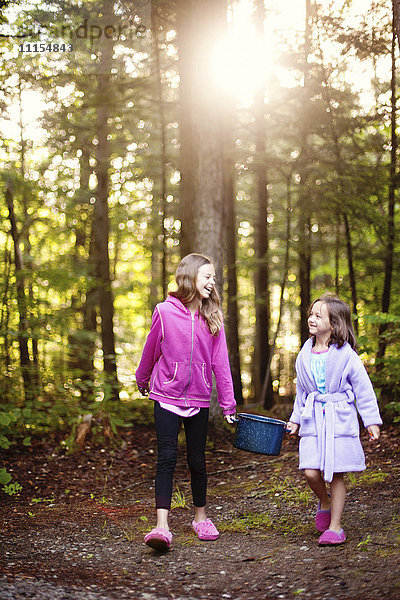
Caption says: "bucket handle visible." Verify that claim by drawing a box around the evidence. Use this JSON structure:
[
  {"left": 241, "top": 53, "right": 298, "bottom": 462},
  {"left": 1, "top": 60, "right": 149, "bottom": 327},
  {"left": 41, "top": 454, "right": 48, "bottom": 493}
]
[{"left": 231, "top": 414, "right": 291, "bottom": 432}]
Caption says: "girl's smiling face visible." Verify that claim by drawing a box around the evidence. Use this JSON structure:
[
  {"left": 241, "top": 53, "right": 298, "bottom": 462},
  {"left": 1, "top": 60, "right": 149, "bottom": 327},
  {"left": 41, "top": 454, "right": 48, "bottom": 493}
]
[
  {"left": 196, "top": 263, "right": 216, "bottom": 299},
  {"left": 308, "top": 301, "right": 332, "bottom": 343}
]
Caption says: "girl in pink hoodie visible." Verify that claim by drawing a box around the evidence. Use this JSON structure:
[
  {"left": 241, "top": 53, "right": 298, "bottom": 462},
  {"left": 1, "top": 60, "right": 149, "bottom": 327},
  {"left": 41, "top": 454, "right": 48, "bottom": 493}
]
[{"left": 136, "top": 253, "right": 236, "bottom": 551}]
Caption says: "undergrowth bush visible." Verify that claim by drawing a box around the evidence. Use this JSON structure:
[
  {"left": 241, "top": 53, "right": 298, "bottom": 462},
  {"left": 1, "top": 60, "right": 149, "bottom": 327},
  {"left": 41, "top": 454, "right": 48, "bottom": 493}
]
[{"left": 358, "top": 313, "right": 400, "bottom": 423}]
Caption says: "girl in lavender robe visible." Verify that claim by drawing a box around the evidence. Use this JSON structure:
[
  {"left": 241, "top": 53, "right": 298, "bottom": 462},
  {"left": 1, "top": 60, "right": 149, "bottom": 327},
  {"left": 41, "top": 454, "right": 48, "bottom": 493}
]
[{"left": 286, "top": 294, "right": 382, "bottom": 546}]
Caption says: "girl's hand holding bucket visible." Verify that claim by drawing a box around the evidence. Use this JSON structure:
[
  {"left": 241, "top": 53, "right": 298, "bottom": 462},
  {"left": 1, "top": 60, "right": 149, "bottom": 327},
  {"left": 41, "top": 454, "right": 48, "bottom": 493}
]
[
  {"left": 286, "top": 421, "right": 299, "bottom": 435},
  {"left": 224, "top": 413, "right": 236, "bottom": 424}
]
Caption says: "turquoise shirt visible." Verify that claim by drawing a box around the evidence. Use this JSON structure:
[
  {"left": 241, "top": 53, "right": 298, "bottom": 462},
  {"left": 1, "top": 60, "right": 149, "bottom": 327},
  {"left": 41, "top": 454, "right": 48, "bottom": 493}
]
[{"left": 310, "top": 349, "right": 328, "bottom": 394}]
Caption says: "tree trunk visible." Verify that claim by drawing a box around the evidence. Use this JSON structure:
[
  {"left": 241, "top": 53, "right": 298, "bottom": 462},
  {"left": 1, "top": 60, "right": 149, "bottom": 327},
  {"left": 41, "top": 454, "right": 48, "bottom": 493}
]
[
  {"left": 94, "top": 0, "right": 119, "bottom": 401},
  {"left": 223, "top": 112, "right": 243, "bottom": 405},
  {"left": 377, "top": 16, "right": 397, "bottom": 366},
  {"left": 342, "top": 211, "right": 358, "bottom": 333},
  {"left": 335, "top": 221, "right": 340, "bottom": 294},
  {"left": 0, "top": 242, "right": 12, "bottom": 400},
  {"left": 393, "top": 0, "right": 400, "bottom": 52},
  {"left": 5, "top": 180, "right": 34, "bottom": 403},
  {"left": 178, "top": 0, "right": 225, "bottom": 281},
  {"left": 260, "top": 176, "right": 292, "bottom": 407},
  {"left": 253, "top": 0, "right": 273, "bottom": 408},
  {"left": 178, "top": 0, "right": 196, "bottom": 260},
  {"left": 152, "top": 5, "right": 168, "bottom": 300},
  {"left": 69, "top": 148, "right": 97, "bottom": 405},
  {"left": 177, "top": 0, "right": 226, "bottom": 422},
  {"left": 18, "top": 77, "right": 41, "bottom": 393},
  {"left": 298, "top": 0, "right": 312, "bottom": 346}
]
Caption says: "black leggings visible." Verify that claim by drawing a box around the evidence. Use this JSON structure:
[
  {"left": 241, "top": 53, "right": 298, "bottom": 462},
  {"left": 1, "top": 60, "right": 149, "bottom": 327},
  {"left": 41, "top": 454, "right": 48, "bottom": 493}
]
[{"left": 154, "top": 401, "right": 209, "bottom": 510}]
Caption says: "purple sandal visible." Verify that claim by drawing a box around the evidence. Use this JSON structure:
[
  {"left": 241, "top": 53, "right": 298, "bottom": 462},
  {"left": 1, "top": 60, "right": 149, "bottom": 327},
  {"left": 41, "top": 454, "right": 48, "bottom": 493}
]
[
  {"left": 144, "top": 527, "right": 172, "bottom": 552},
  {"left": 318, "top": 528, "right": 347, "bottom": 545}
]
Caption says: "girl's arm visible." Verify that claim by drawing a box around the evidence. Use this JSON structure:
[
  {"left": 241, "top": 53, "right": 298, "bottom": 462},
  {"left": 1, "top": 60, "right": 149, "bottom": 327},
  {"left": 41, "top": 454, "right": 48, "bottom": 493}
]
[
  {"left": 348, "top": 353, "right": 382, "bottom": 428},
  {"left": 211, "top": 323, "right": 236, "bottom": 415},
  {"left": 135, "top": 308, "right": 163, "bottom": 389}
]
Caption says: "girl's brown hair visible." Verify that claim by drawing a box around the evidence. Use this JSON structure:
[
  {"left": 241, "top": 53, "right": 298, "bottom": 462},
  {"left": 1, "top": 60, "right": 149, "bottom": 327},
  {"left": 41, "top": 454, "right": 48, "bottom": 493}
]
[
  {"left": 169, "top": 253, "right": 222, "bottom": 335},
  {"left": 309, "top": 293, "right": 357, "bottom": 350}
]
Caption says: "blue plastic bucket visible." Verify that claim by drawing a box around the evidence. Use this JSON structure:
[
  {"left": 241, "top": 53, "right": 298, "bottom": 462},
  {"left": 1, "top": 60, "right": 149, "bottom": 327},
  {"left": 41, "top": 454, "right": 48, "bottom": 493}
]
[{"left": 233, "top": 413, "right": 286, "bottom": 456}]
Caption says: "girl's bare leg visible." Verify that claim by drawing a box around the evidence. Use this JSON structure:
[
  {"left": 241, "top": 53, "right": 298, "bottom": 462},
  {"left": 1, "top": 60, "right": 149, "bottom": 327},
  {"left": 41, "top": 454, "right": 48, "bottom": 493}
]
[
  {"left": 329, "top": 473, "right": 346, "bottom": 532},
  {"left": 156, "top": 508, "right": 169, "bottom": 530},
  {"left": 194, "top": 506, "right": 207, "bottom": 523},
  {"left": 304, "top": 469, "right": 331, "bottom": 510}
]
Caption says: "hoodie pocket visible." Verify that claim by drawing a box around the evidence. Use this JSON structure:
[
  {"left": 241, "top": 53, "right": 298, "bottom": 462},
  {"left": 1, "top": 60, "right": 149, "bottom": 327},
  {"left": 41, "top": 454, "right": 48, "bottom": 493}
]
[
  {"left": 157, "top": 361, "right": 190, "bottom": 397},
  {"left": 187, "top": 362, "right": 211, "bottom": 399},
  {"left": 162, "top": 362, "right": 178, "bottom": 385}
]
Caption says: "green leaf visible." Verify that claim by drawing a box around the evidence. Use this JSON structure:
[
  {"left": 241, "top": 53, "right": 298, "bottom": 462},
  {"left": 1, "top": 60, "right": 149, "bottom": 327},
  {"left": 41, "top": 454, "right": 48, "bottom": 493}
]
[
  {"left": 0, "top": 434, "right": 11, "bottom": 449},
  {"left": 0, "top": 413, "right": 12, "bottom": 426},
  {"left": 22, "top": 436, "right": 32, "bottom": 446},
  {"left": 0, "top": 468, "right": 12, "bottom": 485}
]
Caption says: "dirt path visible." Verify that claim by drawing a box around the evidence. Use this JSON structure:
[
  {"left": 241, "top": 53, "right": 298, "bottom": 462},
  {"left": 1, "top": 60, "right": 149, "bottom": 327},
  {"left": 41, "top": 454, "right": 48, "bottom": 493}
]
[{"left": 0, "top": 424, "right": 399, "bottom": 600}]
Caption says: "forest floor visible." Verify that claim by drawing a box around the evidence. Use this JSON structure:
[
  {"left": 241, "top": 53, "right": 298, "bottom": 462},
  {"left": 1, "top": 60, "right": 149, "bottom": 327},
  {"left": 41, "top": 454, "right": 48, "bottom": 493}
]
[{"left": 0, "top": 416, "right": 399, "bottom": 600}]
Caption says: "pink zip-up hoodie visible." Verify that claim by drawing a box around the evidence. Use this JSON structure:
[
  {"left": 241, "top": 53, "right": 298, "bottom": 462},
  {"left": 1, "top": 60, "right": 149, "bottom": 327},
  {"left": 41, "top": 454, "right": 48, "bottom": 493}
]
[{"left": 135, "top": 296, "right": 236, "bottom": 415}]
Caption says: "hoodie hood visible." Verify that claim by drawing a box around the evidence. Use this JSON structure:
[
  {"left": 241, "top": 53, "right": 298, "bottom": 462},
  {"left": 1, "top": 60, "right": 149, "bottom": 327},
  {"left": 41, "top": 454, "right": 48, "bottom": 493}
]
[{"left": 165, "top": 295, "right": 190, "bottom": 313}]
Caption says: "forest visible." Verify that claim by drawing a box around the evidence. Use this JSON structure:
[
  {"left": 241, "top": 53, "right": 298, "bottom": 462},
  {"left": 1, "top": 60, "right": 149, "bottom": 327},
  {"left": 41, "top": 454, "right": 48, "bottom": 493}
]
[{"left": 0, "top": 0, "right": 400, "bottom": 489}]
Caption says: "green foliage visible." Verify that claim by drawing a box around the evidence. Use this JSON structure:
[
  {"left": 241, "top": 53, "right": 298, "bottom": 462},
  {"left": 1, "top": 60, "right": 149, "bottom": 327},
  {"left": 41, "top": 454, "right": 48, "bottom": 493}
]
[
  {"left": 219, "top": 511, "right": 272, "bottom": 533},
  {"left": 0, "top": 409, "right": 19, "bottom": 449},
  {"left": 2, "top": 481, "right": 22, "bottom": 496},
  {"left": 359, "top": 314, "right": 400, "bottom": 420},
  {"left": 347, "top": 470, "right": 389, "bottom": 487},
  {"left": 248, "top": 475, "right": 313, "bottom": 507},
  {"left": 171, "top": 487, "right": 188, "bottom": 509},
  {"left": 0, "top": 468, "right": 12, "bottom": 485},
  {"left": 31, "top": 497, "right": 55, "bottom": 504},
  {"left": 357, "top": 533, "right": 372, "bottom": 552}
]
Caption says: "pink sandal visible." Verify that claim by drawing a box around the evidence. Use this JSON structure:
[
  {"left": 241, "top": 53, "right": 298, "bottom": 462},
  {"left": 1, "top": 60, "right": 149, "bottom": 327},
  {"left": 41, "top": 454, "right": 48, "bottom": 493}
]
[
  {"left": 315, "top": 494, "right": 331, "bottom": 533},
  {"left": 315, "top": 502, "right": 331, "bottom": 533},
  {"left": 144, "top": 527, "right": 173, "bottom": 552},
  {"left": 318, "top": 528, "right": 347, "bottom": 545},
  {"left": 192, "top": 518, "right": 219, "bottom": 541}
]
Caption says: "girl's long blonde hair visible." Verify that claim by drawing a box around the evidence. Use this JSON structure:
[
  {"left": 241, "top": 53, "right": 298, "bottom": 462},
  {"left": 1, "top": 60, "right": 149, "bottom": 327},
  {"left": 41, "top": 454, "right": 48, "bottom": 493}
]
[{"left": 169, "top": 253, "right": 222, "bottom": 335}]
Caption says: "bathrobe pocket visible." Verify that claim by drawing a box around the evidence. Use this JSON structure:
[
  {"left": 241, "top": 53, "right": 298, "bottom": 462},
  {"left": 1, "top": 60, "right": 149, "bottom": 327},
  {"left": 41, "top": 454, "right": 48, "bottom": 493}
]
[
  {"left": 299, "top": 413, "right": 317, "bottom": 436},
  {"left": 334, "top": 401, "right": 359, "bottom": 437}
]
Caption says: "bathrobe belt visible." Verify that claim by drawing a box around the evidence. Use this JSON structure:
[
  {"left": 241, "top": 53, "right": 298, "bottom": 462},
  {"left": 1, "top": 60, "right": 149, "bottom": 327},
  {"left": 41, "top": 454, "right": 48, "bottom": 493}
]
[{"left": 302, "top": 389, "right": 355, "bottom": 483}]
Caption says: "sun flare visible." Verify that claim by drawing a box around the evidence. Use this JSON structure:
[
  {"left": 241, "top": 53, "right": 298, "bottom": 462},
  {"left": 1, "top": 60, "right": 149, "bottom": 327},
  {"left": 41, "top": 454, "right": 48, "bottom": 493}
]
[
  {"left": 208, "top": 0, "right": 304, "bottom": 106},
  {"left": 211, "top": 29, "right": 271, "bottom": 106}
]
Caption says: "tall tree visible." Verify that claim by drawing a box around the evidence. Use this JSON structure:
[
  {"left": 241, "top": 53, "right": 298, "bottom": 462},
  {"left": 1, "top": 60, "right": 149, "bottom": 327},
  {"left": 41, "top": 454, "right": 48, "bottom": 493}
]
[
  {"left": 177, "top": 0, "right": 227, "bottom": 420},
  {"left": 377, "top": 10, "right": 397, "bottom": 365},
  {"left": 394, "top": 0, "right": 400, "bottom": 51},
  {"left": 4, "top": 179, "right": 34, "bottom": 403},
  {"left": 151, "top": 5, "right": 169, "bottom": 300},
  {"left": 223, "top": 110, "right": 243, "bottom": 404},
  {"left": 253, "top": 0, "right": 273, "bottom": 408},
  {"left": 94, "top": 0, "right": 119, "bottom": 401},
  {"left": 260, "top": 175, "right": 292, "bottom": 408},
  {"left": 17, "top": 76, "right": 41, "bottom": 390},
  {"left": 177, "top": 0, "right": 225, "bottom": 285},
  {"left": 298, "top": 0, "right": 313, "bottom": 345}
]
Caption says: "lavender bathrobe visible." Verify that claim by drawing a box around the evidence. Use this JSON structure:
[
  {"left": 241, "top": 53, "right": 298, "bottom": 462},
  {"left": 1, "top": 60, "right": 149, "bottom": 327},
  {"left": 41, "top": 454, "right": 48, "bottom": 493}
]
[{"left": 289, "top": 339, "right": 382, "bottom": 482}]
